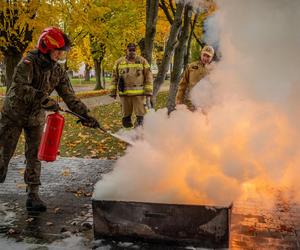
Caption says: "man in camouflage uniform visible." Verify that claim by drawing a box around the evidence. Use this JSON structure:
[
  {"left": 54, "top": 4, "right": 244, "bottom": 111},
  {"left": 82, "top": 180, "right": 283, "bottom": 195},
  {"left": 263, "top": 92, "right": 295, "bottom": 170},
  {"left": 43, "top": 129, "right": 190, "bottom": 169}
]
[
  {"left": 176, "top": 45, "right": 215, "bottom": 111},
  {"left": 0, "top": 27, "right": 100, "bottom": 212},
  {"left": 110, "top": 43, "right": 153, "bottom": 127}
]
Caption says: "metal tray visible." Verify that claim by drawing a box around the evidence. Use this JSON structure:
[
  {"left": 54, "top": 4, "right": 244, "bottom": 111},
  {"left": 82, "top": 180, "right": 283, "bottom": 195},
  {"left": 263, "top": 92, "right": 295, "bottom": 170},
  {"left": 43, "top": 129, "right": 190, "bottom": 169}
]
[{"left": 92, "top": 200, "right": 231, "bottom": 248}]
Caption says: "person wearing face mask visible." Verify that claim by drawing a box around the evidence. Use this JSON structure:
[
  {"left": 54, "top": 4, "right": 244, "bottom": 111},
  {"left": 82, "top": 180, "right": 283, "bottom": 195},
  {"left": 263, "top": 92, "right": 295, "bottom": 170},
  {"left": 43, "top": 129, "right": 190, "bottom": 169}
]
[
  {"left": 176, "top": 45, "right": 215, "bottom": 111},
  {"left": 0, "top": 27, "right": 100, "bottom": 212},
  {"left": 110, "top": 43, "right": 153, "bottom": 128}
]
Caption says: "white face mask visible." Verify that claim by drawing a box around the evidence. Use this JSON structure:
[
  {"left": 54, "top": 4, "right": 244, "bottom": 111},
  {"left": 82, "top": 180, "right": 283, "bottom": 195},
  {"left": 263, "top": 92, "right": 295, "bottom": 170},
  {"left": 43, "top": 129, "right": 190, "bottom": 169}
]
[{"left": 57, "top": 59, "right": 67, "bottom": 64}]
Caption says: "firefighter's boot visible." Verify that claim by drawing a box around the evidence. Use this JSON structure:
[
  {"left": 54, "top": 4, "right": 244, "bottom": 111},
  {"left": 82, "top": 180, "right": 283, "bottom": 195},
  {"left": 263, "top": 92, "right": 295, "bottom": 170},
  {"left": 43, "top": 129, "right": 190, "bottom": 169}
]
[
  {"left": 26, "top": 185, "right": 47, "bottom": 212},
  {"left": 135, "top": 116, "right": 144, "bottom": 127},
  {"left": 122, "top": 116, "right": 133, "bottom": 128}
]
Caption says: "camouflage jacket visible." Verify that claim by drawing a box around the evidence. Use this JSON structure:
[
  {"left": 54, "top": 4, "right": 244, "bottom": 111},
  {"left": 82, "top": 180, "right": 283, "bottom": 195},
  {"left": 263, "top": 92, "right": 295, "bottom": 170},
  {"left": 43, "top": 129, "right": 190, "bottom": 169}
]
[
  {"left": 176, "top": 61, "right": 209, "bottom": 109},
  {"left": 2, "top": 50, "right": 89, "bottom": 127},
  {"left": 110, "top": 56, "right": 153, "bottom": 97}
]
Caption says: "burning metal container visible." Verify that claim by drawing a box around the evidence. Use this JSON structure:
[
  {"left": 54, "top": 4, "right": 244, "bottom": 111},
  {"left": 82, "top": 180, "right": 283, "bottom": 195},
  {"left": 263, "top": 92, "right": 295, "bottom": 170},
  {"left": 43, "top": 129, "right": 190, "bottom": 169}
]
[{"left": 92, "top": 200, "right": 232, "bottom": 248}]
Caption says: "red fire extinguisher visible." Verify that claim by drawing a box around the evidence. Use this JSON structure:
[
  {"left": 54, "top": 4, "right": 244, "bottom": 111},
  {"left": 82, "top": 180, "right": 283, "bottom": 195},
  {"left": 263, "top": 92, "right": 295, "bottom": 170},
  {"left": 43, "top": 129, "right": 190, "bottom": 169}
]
[{"left": 38, "top": 112, "right": 65, "bottom": 162}]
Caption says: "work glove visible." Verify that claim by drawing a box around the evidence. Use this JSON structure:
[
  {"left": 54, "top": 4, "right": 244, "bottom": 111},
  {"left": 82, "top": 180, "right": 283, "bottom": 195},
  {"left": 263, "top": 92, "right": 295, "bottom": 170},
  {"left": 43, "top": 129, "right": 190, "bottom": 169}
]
[
  {"left": 77, "top": 114, "right": 100, "bottom": 129},
  {"left": 40, "top": 96, "right": 60, "bottom": 112}
]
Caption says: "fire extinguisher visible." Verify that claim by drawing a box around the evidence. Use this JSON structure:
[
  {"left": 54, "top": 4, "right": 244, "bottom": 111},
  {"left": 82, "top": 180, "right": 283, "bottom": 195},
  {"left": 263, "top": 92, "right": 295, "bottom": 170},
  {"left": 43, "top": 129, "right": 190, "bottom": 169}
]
[{"left": 38, "top": 112, "right": 65, "bottom": 162}]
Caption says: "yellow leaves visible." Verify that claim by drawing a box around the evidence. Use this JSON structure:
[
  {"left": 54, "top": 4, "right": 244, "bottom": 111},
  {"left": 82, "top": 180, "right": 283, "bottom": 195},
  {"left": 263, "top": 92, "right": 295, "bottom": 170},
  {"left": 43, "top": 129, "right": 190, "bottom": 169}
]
[
  {"left": 66, "top": 186, "right": 92, "bottom": 198},
  {"left": 16, "top": 183, "right": 26, "bottom": 189},
  {"left": 61, "top": 168, "right": 70, "bottom": 177},
  {"left": 18, "top": 169, "right": 25, "bottom": 176},
  {"left": 1, "top": 0, "right": 59, "bottom": 50},
  {"left": 54, "top": 207, "right": 61, "bottom": 214},
  {"left": 78, "top": 132, "right": 89, "bottom": 140},
  {"left": 26, "top": 218, "right": 34, "bottom": 223}
]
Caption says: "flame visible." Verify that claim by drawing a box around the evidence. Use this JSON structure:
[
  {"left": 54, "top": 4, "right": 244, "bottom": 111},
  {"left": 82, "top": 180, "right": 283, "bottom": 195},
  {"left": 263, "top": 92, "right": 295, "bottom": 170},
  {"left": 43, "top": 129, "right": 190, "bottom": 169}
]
[
  {"left": 94, "top": 0, "right": 300, "bottom": 208},
  {"left": 94, "top": 96, "right": 300, "bottom": 206}
]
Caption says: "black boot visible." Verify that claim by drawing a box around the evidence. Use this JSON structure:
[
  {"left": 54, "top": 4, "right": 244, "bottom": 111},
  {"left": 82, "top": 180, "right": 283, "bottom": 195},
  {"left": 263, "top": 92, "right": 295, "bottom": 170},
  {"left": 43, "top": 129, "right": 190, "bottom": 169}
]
[
  {"left": 122, "top": 116, "right": 133, "bottom": 128},
  {"left": 0, "top": 170, "right": 6, "bottom": 183},
  {"left": 0, "top": 164, "right": 7, "bottom": 183},
  {"left": 26, "top": 185, "right": 47, "bottom": 212}
]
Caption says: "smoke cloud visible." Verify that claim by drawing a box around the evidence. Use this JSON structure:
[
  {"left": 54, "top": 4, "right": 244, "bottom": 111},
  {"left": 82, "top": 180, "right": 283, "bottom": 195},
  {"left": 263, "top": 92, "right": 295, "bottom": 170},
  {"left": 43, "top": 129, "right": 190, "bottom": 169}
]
[{"left": 94, "top": 0, "right": 300, "bottom": 206}]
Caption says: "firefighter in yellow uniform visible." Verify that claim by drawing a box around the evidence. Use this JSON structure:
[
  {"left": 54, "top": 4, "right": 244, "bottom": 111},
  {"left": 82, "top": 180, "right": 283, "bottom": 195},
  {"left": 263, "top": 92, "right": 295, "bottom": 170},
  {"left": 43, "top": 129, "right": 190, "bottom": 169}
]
[
  {"left": 176, "top": 45, "right": 214, "bottom": 111},
  {"left": 110, "top": 43, "right": 153, "bottom": 127}
]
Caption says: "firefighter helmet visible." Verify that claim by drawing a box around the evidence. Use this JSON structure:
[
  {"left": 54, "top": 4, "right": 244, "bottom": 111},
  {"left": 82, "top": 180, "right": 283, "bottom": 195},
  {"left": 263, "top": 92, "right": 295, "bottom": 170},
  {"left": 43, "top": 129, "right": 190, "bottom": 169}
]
[
  {"left": 37, "top": 27, "right": 71, "bottom": 54},
  {"left": 201, "top": 45, "right": 214, "bottom": 57}
]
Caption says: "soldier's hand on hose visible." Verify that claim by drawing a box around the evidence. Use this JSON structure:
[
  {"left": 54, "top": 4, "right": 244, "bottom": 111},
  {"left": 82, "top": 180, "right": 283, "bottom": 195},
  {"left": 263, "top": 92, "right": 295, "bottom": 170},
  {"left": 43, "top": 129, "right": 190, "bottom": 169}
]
[
  {"left": 40, "top": 96, "right": 60, "bottom": 112},
  {"left": 77, "top": 114, "right": 100, "bottom": 129}
]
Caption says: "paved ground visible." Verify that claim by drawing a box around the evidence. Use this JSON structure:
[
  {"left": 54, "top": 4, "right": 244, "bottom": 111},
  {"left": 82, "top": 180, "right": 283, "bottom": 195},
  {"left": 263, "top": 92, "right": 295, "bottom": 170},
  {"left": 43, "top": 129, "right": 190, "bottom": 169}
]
[
  {"left": 1, "top": 85, "right": 300, "bottom": 249},
  {"left": 0, "top": 157, "right": 114, "bottom": 249},
  {"left": 231, "top": 198, "right": 300, "bottom": 249},
  {"left": 1, "top": 157, "right": 300, "bottom": 249}
]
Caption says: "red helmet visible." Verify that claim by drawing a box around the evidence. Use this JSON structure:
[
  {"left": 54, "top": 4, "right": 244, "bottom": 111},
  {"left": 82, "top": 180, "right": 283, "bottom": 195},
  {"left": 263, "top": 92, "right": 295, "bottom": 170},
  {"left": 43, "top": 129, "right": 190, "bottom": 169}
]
[{"left": 37, "top": 27, "right": 71, "bottom": 54}]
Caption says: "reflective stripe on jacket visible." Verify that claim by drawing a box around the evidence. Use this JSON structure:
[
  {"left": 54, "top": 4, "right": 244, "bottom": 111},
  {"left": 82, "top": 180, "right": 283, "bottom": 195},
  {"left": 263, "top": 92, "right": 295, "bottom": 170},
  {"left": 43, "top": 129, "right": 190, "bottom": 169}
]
[{"left": 110, "top": 56, "right": 153, "bottom": 97}]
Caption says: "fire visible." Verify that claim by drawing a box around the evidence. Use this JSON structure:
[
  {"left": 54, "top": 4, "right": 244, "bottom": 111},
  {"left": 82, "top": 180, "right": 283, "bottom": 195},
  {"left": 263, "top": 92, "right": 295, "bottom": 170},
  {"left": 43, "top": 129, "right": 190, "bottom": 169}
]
[
  {"left": 94, "top": 0, "right": 300, "bottom": 208},
  {"left": 94, "top": 96, "right": 299, "bottom": 207}
]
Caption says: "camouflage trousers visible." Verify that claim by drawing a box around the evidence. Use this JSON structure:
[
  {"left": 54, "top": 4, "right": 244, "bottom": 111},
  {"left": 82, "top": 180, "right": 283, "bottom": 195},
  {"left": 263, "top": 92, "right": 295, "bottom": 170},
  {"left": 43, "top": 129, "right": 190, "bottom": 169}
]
[{"left": 0, "top": 114, "right": 43, "bottom": 185}]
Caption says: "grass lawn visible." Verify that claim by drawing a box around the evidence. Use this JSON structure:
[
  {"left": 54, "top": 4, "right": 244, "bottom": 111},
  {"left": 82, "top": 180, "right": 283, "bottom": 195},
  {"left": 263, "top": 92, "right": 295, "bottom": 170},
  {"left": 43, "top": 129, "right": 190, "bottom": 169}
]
[{"left": 14, "top": 91, "right": 168, "bottom": 159}]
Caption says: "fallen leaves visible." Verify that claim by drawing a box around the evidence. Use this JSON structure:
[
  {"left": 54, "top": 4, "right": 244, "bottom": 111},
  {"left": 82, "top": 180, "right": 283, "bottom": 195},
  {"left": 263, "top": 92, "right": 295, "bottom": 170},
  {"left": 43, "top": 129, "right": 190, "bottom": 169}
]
[
  {"left": 54, "top": 207, "right": 62, "bottom": 214},
  {"left": 26, "top": 217, "right": 34, "bottom": 223},
  {"left": 61, "top": 168, "right": 70, "bottom": 177},
  {"left": 16, "top": 183, "right": 27, "bottom": 189},
  {"left": 6, "top": 228, "right": 19, "bottom": 235},
  {"left": 65, "top": 186, "right": 92, "bottom": 198}
]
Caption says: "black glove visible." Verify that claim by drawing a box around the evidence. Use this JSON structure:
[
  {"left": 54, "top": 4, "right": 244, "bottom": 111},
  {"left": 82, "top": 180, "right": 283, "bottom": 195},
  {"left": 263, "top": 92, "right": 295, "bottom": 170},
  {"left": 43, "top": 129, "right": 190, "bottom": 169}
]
[
  {"left": 77, "top": 114, "right": 100, "bottom": 129},
  {"left": 118, "top": 76, "right": 125, "bottom": 92},
  {"left": 41, "top": 97, "right": 60, "bottom": 112}
]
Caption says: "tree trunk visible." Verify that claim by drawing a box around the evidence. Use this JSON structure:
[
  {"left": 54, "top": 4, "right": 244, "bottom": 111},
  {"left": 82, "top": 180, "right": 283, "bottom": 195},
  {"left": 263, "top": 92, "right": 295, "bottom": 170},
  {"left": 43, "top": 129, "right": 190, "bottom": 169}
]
[
  {"left": 184, "top": 12, "right": 199, "bottom": 70},
  {"left": 84, "top": 64, "right": 91, "bottom": 81},
  {"left": 102, "top": 66, "right": 106, "bottom": 89},
  {"left": 152, "top": 2, "right": 185, "bottom": 102},
  {"left": 167, "top": 5, "right": 192, "bottom": 114},
  {"left": 94, "top": 59, "right": 103, "bottom": 90},
  {"left": 144, "top": 0, "right": 159, "bottom": 65},
  {"left": 3, "top": 51, "right": 22, "bottom": 91}
]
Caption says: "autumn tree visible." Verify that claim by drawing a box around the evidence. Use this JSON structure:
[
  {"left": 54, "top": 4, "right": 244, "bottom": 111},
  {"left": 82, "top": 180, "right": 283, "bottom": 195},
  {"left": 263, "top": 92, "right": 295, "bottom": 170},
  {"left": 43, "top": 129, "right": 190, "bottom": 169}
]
[
  {"left": 142, "top": 0, "right": 159, "bottom": 65},
  {"left": 167, "top": 4, "right": 193, "bottom": 113},
  {"left": 152, "top": 0, "right": 216, "bottom": 111},
  {"left": 0, "top": 1, "right": 39, "bottom": 89},
  {"left": 0, "top": 0, "right": 73, "bottom": 90},
  {"left": 152, "top": 1, "right": 185, "bottom": 102}
]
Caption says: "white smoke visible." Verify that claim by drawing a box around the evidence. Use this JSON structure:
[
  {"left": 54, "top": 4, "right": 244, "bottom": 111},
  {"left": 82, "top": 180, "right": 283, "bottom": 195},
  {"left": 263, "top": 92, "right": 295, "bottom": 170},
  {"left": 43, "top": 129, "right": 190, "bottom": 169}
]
[
  {"left": 175, "top": 0, "right": 211, "bottom": 11},
  {"left": 203, "top": 13, "right": 220, "bottom": 49},
  {"left": 94, "top": 0, "right": 300, "bottom": 206}
]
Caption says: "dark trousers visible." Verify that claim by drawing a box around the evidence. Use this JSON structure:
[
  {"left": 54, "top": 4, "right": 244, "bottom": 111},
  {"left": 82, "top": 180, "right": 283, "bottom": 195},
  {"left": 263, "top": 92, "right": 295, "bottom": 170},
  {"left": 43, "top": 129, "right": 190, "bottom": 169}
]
[{"left": 0, "top": 114, "right": 43, "bottom": 185}]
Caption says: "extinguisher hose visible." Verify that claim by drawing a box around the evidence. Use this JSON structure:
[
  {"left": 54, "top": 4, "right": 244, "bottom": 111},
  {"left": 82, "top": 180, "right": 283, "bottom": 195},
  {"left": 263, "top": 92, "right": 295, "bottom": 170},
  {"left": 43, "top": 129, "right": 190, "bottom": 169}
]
[
  {"left": 59, "top": 108, "right": 111, "bottom": 134},
  {"left": 58, "top": 108, "right": 134, "bottom": 144}
]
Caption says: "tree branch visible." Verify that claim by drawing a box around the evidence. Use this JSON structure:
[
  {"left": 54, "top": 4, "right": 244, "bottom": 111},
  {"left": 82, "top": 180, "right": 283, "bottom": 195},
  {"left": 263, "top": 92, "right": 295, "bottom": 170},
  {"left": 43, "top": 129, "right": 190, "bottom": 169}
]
[{"left": 159, "top": 0, "right": 173, "bottom": 24}]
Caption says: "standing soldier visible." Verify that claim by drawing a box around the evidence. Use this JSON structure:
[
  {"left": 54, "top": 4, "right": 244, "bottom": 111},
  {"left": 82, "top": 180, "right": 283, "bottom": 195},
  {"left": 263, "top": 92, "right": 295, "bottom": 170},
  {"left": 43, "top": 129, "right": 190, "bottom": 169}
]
[
  {"left": 110, "top": 43, "right": 153, "bottom": 127},
  {"left": 176, "top": 45, "right": 215, "bottom": 111},
  {"left": 0, "top": 27, "right": 100, "bottom": 212}
]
